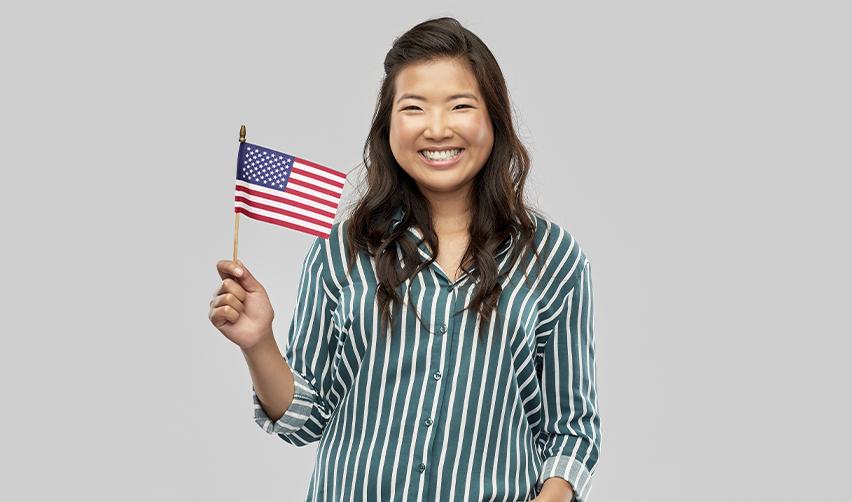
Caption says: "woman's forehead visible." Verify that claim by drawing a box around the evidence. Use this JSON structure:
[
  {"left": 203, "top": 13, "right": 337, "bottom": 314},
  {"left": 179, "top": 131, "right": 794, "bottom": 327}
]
[{"left": 394, "top": 59, "right": 480, "bottom": 99}]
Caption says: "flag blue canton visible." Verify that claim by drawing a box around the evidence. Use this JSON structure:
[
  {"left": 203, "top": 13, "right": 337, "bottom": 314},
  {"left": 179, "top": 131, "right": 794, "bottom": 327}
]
[{"left": 236, "top": 143, "right": 294, "bottom": 192}]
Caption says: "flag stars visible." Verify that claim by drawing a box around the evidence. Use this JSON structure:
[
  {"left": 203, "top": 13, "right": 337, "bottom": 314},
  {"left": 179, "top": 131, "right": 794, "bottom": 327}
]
[{"left": 238, "top": 145, "right": 304, "bottom": 191}]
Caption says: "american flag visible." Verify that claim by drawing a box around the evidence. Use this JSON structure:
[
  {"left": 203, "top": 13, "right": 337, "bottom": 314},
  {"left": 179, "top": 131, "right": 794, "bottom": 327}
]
[{"left": 234, "top": 141, "right": 346, "bottom": 239}]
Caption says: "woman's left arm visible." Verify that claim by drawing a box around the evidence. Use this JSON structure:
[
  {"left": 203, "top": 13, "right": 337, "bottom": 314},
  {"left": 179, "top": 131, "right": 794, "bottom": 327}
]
[
  {"left": 534, "top": 476, "right": 576, "bottom": 501},
  {"left": 535, "top": 259, "right": 600, "bottom": 502}
]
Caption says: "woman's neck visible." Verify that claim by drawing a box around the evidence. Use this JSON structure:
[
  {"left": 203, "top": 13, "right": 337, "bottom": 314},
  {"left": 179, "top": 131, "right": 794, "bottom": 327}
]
[{"left": 423, "top": 189, "right": 472, "bottom": 235}]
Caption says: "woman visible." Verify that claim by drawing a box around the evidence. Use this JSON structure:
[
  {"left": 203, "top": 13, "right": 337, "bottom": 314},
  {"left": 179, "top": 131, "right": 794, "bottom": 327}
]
[{"left": 209, "top": 17, "right": 599, "bottom": 502}]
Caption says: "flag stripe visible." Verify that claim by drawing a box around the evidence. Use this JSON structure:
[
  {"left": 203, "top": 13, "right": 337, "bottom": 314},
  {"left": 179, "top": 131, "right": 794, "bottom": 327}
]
[
  {"left": 235, "top": 199, "right": 331, "bottom": 235},
  {"left": 235, "top": 194, "right": 333, "bottom": 228},
  {"left": 243, "top": 192, "right": 336, "bottom": 221},
  {"left": 292, "top": 163, "right": 346, "bottom": 191},
  {"left": 236, "top": 178, "right": 341, "bottom": 208},
  {"left": 235, "top": 182, "right": 338, "bottom": 220},
  {"left": 294, "top": 156, "right": 348, "bottom": 182},
  {"left": 235, "top": 206, "right": 330, "bottom": 238},
  {"left": 280, "top": 186, "right": 340, "bottom": 209},
  {"left": 288, "top": 170, "right": 345, "bottom": 198},
  {"left": 237, "top": 181, "right": 339, "bottom": 211}
]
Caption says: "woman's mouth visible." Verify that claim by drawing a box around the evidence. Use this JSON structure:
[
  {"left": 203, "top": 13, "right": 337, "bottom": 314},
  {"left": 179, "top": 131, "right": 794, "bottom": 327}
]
[{"left": 418, "top": 148, "right": 465, "bottom": 167}]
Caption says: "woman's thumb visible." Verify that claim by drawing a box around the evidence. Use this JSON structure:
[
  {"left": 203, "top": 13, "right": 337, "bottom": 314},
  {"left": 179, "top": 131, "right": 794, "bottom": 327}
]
[{"left": 234, "top": 259, "right": 262, "bottom": 292}]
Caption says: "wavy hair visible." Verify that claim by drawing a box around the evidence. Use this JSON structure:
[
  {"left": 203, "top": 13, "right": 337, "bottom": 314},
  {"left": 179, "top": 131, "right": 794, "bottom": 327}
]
[{"left": 344, "top": 16, "right": 544, "bottom": 341}]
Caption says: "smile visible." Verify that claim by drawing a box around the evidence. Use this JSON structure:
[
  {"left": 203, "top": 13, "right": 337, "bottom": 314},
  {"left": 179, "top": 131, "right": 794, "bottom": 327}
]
[{"left": 418, "top": 148, "right": 465, "bottom": 167}]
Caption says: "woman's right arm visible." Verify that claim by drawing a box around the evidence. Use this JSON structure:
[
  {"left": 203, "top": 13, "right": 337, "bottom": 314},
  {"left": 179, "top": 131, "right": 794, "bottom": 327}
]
[
  {"left": 241, "top": 329, "right": 295, "bottom": 422},
  {"left": 212, "top": 234, "right": 343, "bottom": 446},
  {"left": 209, "top": 259, "right": 295, "bottom": 422}
]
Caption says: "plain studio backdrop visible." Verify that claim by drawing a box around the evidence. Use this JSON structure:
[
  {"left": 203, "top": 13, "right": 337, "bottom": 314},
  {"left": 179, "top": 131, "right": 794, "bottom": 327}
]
[{"left": 1, "top": 1, "right": 848, "bottom": 501}]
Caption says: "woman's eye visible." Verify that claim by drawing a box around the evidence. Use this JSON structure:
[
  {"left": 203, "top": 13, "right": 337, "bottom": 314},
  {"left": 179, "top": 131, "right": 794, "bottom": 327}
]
[{"left": 400, "top": 104, "right": 473, "bottom": 111}]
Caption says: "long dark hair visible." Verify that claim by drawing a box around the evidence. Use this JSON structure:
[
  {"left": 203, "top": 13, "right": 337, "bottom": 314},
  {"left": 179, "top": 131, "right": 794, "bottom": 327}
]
[{"left": 344, "top": 16, "right": 544, "bottom": 340}]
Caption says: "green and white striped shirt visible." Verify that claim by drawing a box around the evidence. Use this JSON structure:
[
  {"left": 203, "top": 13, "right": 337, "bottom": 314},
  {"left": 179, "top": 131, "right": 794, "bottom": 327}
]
[{"left": 253, "top": 208, "right": 600, "bottom": 502}]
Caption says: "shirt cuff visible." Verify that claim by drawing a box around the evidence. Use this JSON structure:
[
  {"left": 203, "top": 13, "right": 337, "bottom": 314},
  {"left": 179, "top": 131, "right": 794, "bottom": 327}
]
[
  {"left": 537, "top": 454, "right": 593, "bottom": 502},
  {"left": 252, "top": 369, "right": 315, "bottom": 435}
]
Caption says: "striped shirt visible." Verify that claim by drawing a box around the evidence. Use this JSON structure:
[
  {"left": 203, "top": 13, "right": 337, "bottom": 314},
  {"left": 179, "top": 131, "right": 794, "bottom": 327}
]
[{"left": 252, "top": 208, "right": 600, "bottom": 502}]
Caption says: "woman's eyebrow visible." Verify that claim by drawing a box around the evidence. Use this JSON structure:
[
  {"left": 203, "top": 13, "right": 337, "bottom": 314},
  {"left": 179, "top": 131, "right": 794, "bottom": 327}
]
[{"left": 396, "top": 93, "right": 479, "bottom": 104}]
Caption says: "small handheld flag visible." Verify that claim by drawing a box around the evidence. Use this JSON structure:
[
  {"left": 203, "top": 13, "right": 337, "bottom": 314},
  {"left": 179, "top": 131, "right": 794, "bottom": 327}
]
[{"left": 233, "top": 126, "right": 346, "bottom": 245}]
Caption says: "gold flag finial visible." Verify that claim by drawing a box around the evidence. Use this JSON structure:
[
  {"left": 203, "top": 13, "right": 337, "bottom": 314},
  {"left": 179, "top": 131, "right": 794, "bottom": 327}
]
[{"left": 239, "top": 124, "right": 246, "bottom": 143}]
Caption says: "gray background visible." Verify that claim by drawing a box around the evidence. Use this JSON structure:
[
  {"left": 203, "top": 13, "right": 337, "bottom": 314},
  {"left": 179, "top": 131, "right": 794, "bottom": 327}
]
[{"left": 1, "top": 1, "right": 849, "bottom": 500}]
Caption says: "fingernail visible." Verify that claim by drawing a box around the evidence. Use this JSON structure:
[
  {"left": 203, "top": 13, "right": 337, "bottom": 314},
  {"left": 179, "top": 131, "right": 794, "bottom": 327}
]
[{"left": 234, "top": 267, "right": 243, "bottom": 277}]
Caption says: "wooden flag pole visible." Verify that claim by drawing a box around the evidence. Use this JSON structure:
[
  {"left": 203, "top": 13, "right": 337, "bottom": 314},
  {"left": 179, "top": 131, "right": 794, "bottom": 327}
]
[{"left": 233, "top": 124, "right": 246, "bottom": 263}]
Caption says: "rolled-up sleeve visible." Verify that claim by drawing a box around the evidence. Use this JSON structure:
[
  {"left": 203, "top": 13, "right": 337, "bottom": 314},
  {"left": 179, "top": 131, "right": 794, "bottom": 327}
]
[
  {"left": 536, "top": 259, "right": 600, "bottom": 502},
  {"left": 252, "top": 236, "right": 341, "bottom": 446}
]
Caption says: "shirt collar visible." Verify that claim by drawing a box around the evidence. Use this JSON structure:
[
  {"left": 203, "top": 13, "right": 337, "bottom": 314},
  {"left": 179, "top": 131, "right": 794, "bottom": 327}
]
[{"left": 389, "top": 206, "right": 515, "bottom": 261}]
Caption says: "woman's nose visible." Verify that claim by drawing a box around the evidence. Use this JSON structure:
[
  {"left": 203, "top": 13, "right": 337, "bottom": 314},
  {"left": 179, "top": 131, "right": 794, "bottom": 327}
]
[{"left": 423, "top": 111, "right": 452, "bottom": 139}]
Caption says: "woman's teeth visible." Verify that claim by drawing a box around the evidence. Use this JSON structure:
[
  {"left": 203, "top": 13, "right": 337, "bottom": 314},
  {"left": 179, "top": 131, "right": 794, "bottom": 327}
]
[{"left": 420, "top": 148, "right": 462, "bottom": 161}]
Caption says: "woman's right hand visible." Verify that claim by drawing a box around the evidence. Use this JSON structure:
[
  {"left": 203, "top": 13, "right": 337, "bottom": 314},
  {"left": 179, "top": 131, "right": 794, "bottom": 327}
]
[{"left": 209, "top": 259, "right": 275, "bottom": 351}]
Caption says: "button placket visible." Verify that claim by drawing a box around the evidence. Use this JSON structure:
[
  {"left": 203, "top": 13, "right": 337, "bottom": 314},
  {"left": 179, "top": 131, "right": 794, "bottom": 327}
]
[
  {"left": 418, "top": 277, "right": 456, "bottom": 494},
  {"left": 432, "top": 283, "right": 451, "bottom": 337}
]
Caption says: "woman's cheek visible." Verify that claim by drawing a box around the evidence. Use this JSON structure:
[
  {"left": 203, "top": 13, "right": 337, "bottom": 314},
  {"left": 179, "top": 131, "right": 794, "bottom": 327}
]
[
  {"left": 470, "top": 116, "right": 494, "bottom": 144},
  {"left": 396, "top": 117, "right": 422, "bottom": 142}
]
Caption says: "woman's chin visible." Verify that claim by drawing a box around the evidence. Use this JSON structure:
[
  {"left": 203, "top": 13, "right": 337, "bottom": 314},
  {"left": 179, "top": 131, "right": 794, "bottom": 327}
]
[{"left": 414, "top": 174, "right": 476, "bottom": 195}]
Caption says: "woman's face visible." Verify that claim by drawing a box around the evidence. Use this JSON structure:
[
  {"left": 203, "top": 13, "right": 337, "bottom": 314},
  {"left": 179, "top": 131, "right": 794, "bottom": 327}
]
[{"left": 389, "top": 57, "right": 494, "bottom": 203}]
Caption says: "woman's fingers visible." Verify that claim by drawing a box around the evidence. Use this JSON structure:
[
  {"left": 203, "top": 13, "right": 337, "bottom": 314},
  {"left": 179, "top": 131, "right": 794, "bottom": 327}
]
[
  {"left": 210, "top": 290, "right": 244, "bottom": 314},
  {"left": 209, "top": 304, "right": 239, "bottom": 326},
  {"left": 215, "top": 278, "right": 247, "bottom": 303},
  {"left": 215, "top": 259, "right": 264, "bottom": 293},
  {"left": 216, "top": 259, "right": 242, "bottom": 281}
]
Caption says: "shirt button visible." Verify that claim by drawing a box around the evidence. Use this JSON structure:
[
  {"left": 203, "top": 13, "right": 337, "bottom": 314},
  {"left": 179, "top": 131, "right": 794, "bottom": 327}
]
[
  {"left": 433, "top": 370, "right": 442, "bottom": 380},
  {"left": 418, "top": 462, "right": 426, "bottom": 473},
  {"left": 424, "top": 417, "right": 433, "bottom": 426},
  {"left": 439, "top": 323, "right": 447, "bottom": 334}
]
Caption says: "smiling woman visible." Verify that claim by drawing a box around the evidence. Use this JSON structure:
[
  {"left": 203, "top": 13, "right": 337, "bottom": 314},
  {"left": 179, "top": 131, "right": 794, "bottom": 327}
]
[
  {"left": 348, "top": 19, "right": 543, "bottom": 343},
  {"left": 390, "top": 59, "right": 494, "bottom": 191},
  {"left": 241, "top": 16, "right": 598, "bottom": 502}
]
